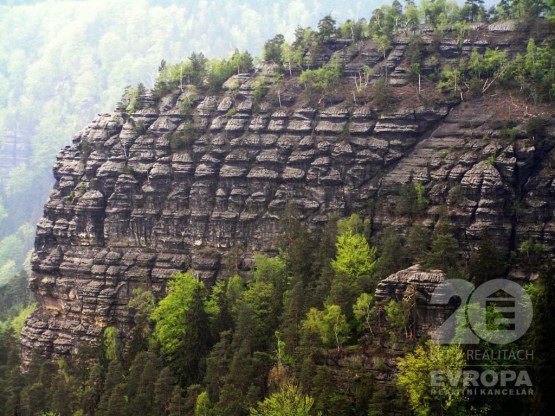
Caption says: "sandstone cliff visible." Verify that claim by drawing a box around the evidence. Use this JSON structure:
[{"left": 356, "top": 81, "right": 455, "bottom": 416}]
[{"left": 21, "top": 22, "right": 555, "bottom": 362}]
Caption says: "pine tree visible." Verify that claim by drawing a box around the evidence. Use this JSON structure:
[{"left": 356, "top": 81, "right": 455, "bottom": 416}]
[
  {"left": 126, "top": 351, "right": 148, "bottom": 399},
  {"left": 375, "top": 226, "right": 410, "bottom": 279},
  {"left": 425, "top": 233, "right": 460, "bottom": 272},
  {"left": 106, "top": 383, "right": 128, "bottom": 416},
  {"left": 406, "top": 224, "right": 430, "bottom": 264},
  {"left": 19, "top": 382, "right": 47, "bottom": 416},
  {"left": 132, "top": 352, "right": 161, "bottom": 415},
  {"left": 203, "top": 331, "right": 233, "bottom": 401},
  {"left": 278, "top": 203, "right": 314, "bottom": 284},
  {"left": 468, "top": 229, "right": 506, "bottom": 285},
  {"left": 125, "top": 289, "right": 155, "bottom": 364},
  {"left": 311, "top": 365, "right": 353, "bottom": 416},
  {"left": 280, "top": 280, "right": 306, "bottom": 352},
  {"left": 205, "top": 280, "right": 233, "bottom": 342},
  {"left": 96, "top": 359, "right": 124, "bottom": 416},
  {"left": 174, "top": 284, "right": 210, "bottom": 387},
  {"left": 155, "top": 367, "right": 176, "bottom": 416},
  {"left": 317, "top": 15, "right": 337, "bottom": 41},
  {"left": 49, "top": 373, "right": 75, "bottom": 416},
  {"left": 310, "top": 218, "right": 337, "bottom": 308},
  {"left": 465, "top": 0, "right": 485, "bottom": 22},
  {"left": 396, "top": 182, "right": 429, "bottom": 220},
  {"left": 168, "top": 385, "right": 186, "bottom": 416},
  {"left": 263, "top": 34, "right": 285, "bottom": 63},
  {"left": 528, "top": 262, "right": 555, "bottom": 415},
  {"left": 81, "top": 363, "right": 103, "bottom": 416}
]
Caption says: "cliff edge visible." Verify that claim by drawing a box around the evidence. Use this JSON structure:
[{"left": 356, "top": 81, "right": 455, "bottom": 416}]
[{"left": 21, "top": 21, "right": 555, "bottom": 362}]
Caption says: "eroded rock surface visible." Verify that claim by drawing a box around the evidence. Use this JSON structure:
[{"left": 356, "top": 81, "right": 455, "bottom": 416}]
[
  {"left": 375, "top": 264, "right": 452, "bottom": 337},
  {"left": 21, "top": 23, "right": 555, "bottom": 362}
]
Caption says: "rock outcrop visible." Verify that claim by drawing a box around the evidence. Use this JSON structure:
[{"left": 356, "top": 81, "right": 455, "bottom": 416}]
[
  {"left": 375, "top": 264, "right": 453, "bottom": 337},
  {"left": 21, "top": 23, "right": 555, "bottom": 362}
]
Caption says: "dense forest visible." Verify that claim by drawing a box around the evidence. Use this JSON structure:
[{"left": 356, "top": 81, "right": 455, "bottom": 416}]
[
  {"left": 1, "top": 206, "right": 554, "bottom": 416},
  {"left": 1, "top": 0, "right": 555, "bottom": 415}
]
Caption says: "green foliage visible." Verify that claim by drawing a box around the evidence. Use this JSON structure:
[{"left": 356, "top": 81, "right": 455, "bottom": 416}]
[
  {"left": 353, "top": 292, "right": 375, "bottom": 334},
  {"left": 467, "top": 48, "right": 509, "bottom": 80},
  {"left": 8, "top": 303, "right": 35, "bottom": 336},
  {"left": 406, "top": 224, "right": 431, "bottom": 264},
  {"left": 396, "top": 340, "right": 467, "bottom": 415},
  {"left": 438, "top": 38, "right": 555, "bottom": 101},
  {"left": 373, "top": 77, "right": 393, "bottom": 110},
  {"left": 153, "top": 50, "right": 252, "bottom": 98},
  {"left": 292, "top": 26, "right": 318, "bottom": 67},
  {"left": 526, "top": 262, "right": 555, "bottom": 414},
  {"left": 375, "top": 226, "right": 411, "bottom": 279},
  {"left": 280, "top": 41, "right": 295, "bottom": 74},
  {"left": 485, "top": 154, "right": 496, "bottom": 165},
  {"left": 151, "top": 272, "right": 206, "bottom": 358},
  {"left": 518, "top": 238, "right": 544, "bottom": 274},
  {"left": 0, "top": 223, "right": 34, "bottom": 283},
  {"left": 302, "top": 304, "right": 349, "bottom": 350},
  {"left": 3, "top": 4, "right": 555, "bottom": 414},
  {"left": 396, "top": 182, "right": 429, "bottom": 219},
  {"left": 406, "top": 35, "right": 424, "bottom": 84},
  {"left": 263, "top": 34, "right": 285, "bottom": 63},
  {"left": 384, "top": 299, "right": 411, "bottom": 334},
  {"left": 338, "top": 18, "right": 367, "bottom": 41},
  {"left": 419, "top": 0, "right": 467, "bottom": 27},
  {"left": 252, "top": 76, "right": 269, "bottom": 104},
  {"left": 152, "top": 54, "right": 205, "bottom": 97},
  {"left": 468, "top": 229, "right": 506, "bottom": 285},
  {"left": 329, "top": 214, "right": 377, "bottom": 315},
  {"left": 525, "top": 116, "right": 549, "bottom": 138},
  {"left": 317, "top": 15, "right": 337, "bottom": 41},
  {"left": 194, "top": 390, "right": 213, "bottom": 416},
  {"left": 0, "top": 271, "right": 32, "bottom": 327},
  {"left": 102, "top": 326, "right": 119, "bottom": 362},
  {"left": 230, "top": 50, "right": 254, "bottom": 75},
  {"left": 250, "top": 383, "right": 315, "bottom": 416},
  {"left": 425, "top": 232, "right": 461, "bottom": 271},
  {"left": 369, "top": 2, "right": 405, "bottom": 36},
  {"left": 117, "top": 83, "right": 146, "bottom": 114},
  {"left": 299, "top": 59, "right": 342, "bottom": 101},
  {"left": 253, "top": 254, "right": 287, "bottom": 285},
  {"left": 437, "top": 63, "right": 462, "bottom": 95},
  {"left": 331, "top": 229, "right": 376, "bottom": 282},
  {"left": 236, "top": 279, "right": 280, "bottom": 352},
  {"left": 170, "top": 119, "right": 203, "bottom": 152},
  {"left": 168, "top": 385, "right": 186, "bottom": 416},
  {"left": 373, "top": 34, "right": 391, "bottom": 59},
  {"left": 0, "top": 201, "right": 552, "bottom": 415},
  {"left": 463, "top": 0, "right": 486, "bottom": 22},
  {"left": 336, "top": 213, "right": 368, "bottom": 236}
]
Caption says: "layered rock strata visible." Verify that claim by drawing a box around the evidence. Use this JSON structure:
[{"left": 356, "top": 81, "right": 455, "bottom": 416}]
[{"left": 21, "top": 23, "right": 555, "bottom": 361}]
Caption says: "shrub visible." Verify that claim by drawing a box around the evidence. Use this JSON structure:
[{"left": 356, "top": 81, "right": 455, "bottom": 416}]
[
  {"left": 170, "top": 120, "right": 202, "bottom": 152},
  {"left": 525, "top": 116, "right": 549, "bottom": 139}
]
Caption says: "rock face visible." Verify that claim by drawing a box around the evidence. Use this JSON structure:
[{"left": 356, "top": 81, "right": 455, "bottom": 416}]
[
  {"left": 375, "top": 265, "right": 453, "bottom": 337},
  {"left": 21, "top": 23, "right": 555, "bottom": 361}
]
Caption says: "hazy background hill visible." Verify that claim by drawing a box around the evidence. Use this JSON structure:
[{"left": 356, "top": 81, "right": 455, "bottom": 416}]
[{"left": 0, "top": 0, "right": 380, "bottom": 286}]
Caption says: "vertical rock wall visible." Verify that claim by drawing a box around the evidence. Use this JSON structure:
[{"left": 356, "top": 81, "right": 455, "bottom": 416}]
[{"left": 21, "top": 23, "right": 555, "bottom": 361}]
